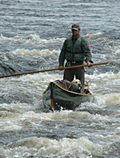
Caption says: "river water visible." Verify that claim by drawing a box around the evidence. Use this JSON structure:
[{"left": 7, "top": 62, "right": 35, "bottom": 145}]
[{"left": 0, "top": 0, "right": 120, "bottom": 158}]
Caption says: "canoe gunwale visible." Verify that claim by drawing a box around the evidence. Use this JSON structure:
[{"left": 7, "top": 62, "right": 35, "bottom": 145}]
[{"left": 53, "top": 81, "right": 93, "bottom": 96}]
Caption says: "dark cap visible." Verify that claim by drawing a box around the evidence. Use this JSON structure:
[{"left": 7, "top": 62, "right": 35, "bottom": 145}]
[{"left": 71, "top": 24, "right": 80, "bottom": 30}]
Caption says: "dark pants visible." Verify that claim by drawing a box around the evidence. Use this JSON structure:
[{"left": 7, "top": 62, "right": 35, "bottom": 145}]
[{"left": 63, "top": 61, "right": 85, "bottom": 86}]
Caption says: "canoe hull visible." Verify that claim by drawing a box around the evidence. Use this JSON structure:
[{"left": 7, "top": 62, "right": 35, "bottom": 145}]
[{"left": 43, "top": 81, "right": 93, "bottom": 111}]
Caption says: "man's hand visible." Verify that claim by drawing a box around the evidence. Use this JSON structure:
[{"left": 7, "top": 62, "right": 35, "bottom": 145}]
[
  {"left": 87, "top": 61, "right": 93, "bottom": 67},
  {"left": 59, "top": 66, "right": 64, "bottom": 70}
]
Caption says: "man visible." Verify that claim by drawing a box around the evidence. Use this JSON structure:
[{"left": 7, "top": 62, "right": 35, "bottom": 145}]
[{"left": 59, "top": 24, "right": 93, "bottom": 86}]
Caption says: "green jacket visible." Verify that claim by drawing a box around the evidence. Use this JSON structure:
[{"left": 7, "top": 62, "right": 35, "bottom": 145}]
[{"left": 59, "top": 36, "right": 92, "bottom": 66}]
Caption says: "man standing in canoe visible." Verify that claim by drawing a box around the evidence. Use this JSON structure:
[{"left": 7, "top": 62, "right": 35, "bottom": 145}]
[{"left": 59, "top": 24, "right": 93, "bottom": 86}]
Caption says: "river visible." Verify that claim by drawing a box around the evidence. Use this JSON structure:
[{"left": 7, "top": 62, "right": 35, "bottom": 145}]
[{"left": 0, "top": 0, "right": 120, "bottom": 158}]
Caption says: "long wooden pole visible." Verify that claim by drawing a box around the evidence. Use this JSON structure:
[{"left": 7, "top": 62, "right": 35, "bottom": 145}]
[{"left": 0, "top": 62, "right": 108, "bottom": 79}]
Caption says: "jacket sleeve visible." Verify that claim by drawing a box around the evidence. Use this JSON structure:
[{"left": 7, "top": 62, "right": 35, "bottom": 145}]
[
  {"left": 82, "top": 38, "right": 92, "bottom": 62},
  {"left": 59, "top": 40, "right": 66, "bottom": 66}
]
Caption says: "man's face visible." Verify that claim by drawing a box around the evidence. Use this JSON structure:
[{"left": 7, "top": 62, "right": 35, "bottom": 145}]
[{"left": 72, "top": 29, "right": 80, "bottom": 38}]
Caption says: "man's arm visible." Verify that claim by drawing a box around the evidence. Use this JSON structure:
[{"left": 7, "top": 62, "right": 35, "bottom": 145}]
[
  {"left": 82, "top": 38, "right": 93, "bottom": 66},
  {"left": 59, "top": 40, "right": 66, "bottom": 69}
]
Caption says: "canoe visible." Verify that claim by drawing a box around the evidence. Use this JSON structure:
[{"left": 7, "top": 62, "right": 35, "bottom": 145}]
[{"left": 42, "top": 80, "right": 93, "bottom": 112}]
